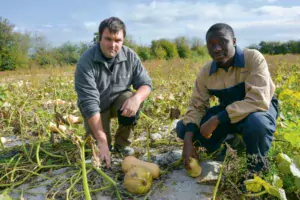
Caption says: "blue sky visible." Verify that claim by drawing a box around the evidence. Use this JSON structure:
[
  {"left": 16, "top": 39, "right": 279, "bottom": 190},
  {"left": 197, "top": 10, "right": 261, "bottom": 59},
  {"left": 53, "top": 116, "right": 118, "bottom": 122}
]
[{"left": 1, "top": 0, "right": 300, "bottom": 48}]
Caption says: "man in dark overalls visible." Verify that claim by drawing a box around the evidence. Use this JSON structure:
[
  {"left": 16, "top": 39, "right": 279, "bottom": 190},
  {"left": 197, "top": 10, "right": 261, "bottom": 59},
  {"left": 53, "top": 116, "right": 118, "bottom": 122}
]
[{"left": 176, "top": 23, "right": 278, "bottom": 175}]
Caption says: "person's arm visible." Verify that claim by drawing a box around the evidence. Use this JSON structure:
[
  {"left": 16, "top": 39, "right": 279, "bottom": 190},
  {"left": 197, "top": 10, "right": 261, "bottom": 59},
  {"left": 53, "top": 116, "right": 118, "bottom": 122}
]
[
  {"left": 121, "top": 53, "right": 152, "bottom": 117},
  {"left": 182, "top": 66, "right": 211, "bottom": 135},
  {"left": 218, "top": 50, "right": 275, "bottom": 124},
  {"left": 74, "top": 63, "right": 110, "bottom": 167},
  {"left": 87, "top": 113, "right": 111, "bottom": 168},
  {"left": 182, "top": 66, "right": 211, "bottom": 169},
  {"left": 121, "top": 85, "right": 151, "bottom": 117}
]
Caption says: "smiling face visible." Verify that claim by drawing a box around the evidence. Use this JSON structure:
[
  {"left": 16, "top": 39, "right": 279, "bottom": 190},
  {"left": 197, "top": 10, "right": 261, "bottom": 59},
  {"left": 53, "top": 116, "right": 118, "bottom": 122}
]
[
  {"left": 99, "top": 28, "right": 124, "bottom": 58},
  {"left": 206, "top": 28, "right": 236, "bottom": 67}
]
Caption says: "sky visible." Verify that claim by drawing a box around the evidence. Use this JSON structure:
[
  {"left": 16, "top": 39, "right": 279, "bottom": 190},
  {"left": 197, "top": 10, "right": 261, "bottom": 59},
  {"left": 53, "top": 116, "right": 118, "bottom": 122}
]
[{"left": 1, "top": 0, "right": 300, "bottom": 48}]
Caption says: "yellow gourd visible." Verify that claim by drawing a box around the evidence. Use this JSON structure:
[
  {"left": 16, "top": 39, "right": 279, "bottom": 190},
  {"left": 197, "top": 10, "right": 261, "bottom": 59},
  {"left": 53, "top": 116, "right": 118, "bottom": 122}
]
[
  {"left": 187, "top": 158, "right": 202, "bottom": 178},
  {"left": 122, "top": 156, "right": 160, "bottom": 179},
  {"left": 124, "top": 167, "right": 152, "bottom": 194}
]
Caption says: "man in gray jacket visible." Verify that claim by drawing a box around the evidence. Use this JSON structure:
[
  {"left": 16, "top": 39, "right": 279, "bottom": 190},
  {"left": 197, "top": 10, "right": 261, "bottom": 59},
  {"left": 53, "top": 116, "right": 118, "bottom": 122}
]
[{"left": 75, "top": 17, "right": 152, "bottom": 168}]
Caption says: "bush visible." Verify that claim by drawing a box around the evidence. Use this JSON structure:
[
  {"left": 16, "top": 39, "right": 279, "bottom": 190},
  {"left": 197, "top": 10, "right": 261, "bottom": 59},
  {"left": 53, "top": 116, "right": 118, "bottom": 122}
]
[
  {"left": 151, "top": 39, "right": 178, "bottom": 59},
  {"left": 175, "top": 37, "right": 191, "bottom": 58},
  {"left": 137, "top": 46, "right": 152, "bottom": 61}
]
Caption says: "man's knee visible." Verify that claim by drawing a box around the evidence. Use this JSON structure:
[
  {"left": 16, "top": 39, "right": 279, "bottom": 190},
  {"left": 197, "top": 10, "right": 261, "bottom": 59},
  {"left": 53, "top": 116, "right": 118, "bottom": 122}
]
[
  {"left": 240, "top": 112, "right": 275, "bottom": 155},
  {"left": 241, "top": 112, "right": 276, "bottom": 137},
  {"left": 176, "top": 120, "right": 186, "bottom": 140},
  {"left": 117, "top": 109, "right": 140, "bottom": 125}
]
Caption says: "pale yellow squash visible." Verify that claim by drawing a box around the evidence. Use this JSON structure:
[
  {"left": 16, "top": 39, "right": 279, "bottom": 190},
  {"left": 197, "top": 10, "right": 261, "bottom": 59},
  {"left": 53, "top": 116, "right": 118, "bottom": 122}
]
[{"left": 122, "top": 156, "right": 160, "bottom": 179}]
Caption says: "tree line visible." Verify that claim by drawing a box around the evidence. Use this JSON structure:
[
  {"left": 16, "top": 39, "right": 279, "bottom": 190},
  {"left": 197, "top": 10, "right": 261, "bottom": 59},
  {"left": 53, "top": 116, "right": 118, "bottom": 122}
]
[
  {"left": 248, "top": 41, "right": 300, "bottom": 55},
  {"left": 1, "top": 17, "right": 300, "bottom": 71}
]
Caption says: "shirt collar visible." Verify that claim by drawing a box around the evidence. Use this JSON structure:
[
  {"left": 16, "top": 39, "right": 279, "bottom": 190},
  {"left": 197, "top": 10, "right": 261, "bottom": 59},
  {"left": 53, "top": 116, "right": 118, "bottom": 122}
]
[
  {"left": 93, "top": 43, "right": 127, "bottom": 64},
  {"left": 209, "top": 46, "right": 245, "bottom": 76}
]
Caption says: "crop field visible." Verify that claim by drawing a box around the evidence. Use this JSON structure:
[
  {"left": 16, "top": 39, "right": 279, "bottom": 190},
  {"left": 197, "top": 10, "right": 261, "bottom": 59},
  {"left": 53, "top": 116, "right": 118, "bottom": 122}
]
[{"left": 0, "top": 54, "right": 299, "bottom": 200}]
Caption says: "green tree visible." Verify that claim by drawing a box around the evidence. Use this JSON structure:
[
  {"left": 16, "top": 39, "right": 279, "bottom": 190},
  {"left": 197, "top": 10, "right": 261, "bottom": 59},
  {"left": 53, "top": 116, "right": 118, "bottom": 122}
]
[
  {"left": 78, "top": 42, "right": 89, "bottom": 55},
  {"left": 58, "top": 41, "right": 79, "bottom": 64},
  {"left": 190, "top": 37, "right": 207, "bottom": 57},
  {"left": 137, "top": 46, "right": 152, "bottom": 61},
  {"left": 92, "top": 32, "right": 99, "bottom": 44},
  {"left": 0, "top": 17, "right": 31, "bottom": 70},
  {"left": 247, "top": 44, "right": 260, "bottom": 50},
  {"left": 175, "top": 36, "right": 191, "bottom": 58},
  {"left": 123, "top": 35, "right": 138, "bottom": 51},
  {"left": 287, "top": 40, "right": 300, "bottom": 54},
  {"left": 151, "top": 39, "right": 178, "bottom": 59}
]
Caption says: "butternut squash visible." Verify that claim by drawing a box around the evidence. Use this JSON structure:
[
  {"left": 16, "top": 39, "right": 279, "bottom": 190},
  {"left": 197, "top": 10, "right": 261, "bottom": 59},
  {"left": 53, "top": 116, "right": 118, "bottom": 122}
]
[
  {"left": 187, "top": 158, "right": 202, "bottom": 178},
  {"left": 122, "top": 156, "right": 160, "bottom": 179},
  {"left": 124, "top": 166, "right": 152, "bottom": 194}
]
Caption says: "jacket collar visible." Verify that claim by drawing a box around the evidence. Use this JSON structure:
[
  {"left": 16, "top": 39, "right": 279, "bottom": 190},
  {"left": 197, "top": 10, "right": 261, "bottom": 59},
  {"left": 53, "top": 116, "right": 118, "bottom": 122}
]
[{"left": 209, "top": 46, "right": 245, "bottom": 76}]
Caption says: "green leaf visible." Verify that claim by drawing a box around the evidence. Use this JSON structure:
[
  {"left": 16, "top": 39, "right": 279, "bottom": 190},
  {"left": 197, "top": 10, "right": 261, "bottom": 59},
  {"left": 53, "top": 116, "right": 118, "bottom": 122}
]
[
  {"left": 244, "top": 179, "right": 263, "bottom": 193},
  {"left": 46, "top": 159, "right": 53, "bottom": 165},
  {"left": 294, "top": 155, "right": 300, "bottom": 168},
  {"left": 278, "top": 162, "right": 291, "bottom": 175},
  {"left": 283, "top": 134, "right": 300, "bottom": 148},
  {"left": 0, "top": 189, "right": 12, "bottom": 200},
  {"left": 0, "top": 194, "right": 12, "bottom": 200},
  {"left": 276, "top": 153, "right": 293, "bottom": 175},
  {"left": 272, "top": 175, "right": 283, "bottom": 188},
  {"left": 295, "top": 177, "right": 300, "bottom": 190},
  {"left": 248, "top": 175, "right": 287, "bottom": 200},
  {"left": 290, "top": 164, "right": 300, "bottom": 178},
  {"left": 276, "top": 153, "right": 292, "bottom": 165}
]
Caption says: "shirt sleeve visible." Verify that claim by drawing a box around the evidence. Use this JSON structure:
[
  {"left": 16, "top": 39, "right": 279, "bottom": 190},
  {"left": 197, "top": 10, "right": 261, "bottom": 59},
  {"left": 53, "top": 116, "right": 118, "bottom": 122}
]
[
  {"left": 131, "top": 54, "right": 152, "bottom": 90},
  {"left": 74, "top": 63, "right": 100, "bottom": 119},
  {"left": 218, "top": 50, "right": 276, "bottom": 124},
  {"left": 182, "top": 67, "right": 212, "bottom": 134}
]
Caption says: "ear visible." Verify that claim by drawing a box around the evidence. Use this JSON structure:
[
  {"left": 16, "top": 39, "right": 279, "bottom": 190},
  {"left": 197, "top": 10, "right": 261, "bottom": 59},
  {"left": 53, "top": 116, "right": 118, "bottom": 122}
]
[{"left": 233, "top": 37, "right": 237, "bottom": 46}]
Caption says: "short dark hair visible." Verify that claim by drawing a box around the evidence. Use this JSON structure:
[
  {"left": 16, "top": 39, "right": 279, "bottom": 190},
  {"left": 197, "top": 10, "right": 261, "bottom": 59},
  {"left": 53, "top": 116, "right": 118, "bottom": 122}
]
[
  {"left": 98, "top": 17, "right": 126, "bottom": 41},
  {"left": 206, "top": 23, "right": 235, "bottom": 39}
]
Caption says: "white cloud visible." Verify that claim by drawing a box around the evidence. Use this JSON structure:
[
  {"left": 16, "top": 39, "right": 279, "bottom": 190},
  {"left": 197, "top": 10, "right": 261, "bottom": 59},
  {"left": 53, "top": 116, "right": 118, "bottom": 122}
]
[
  {"left": 83, "top": 21, "right": 98, "bottom": 31},
  {"left": 12, "top": 0, "right": 300, "bottom": 47},
  {"left": 252, "top": 0, "right": 278, "bottom": 3},
  {"left": 103, "top": 1, "right": 300, "bottom": 46},
  {"left": 251, "top": 6, "right": 300, "bottom": 17},
  {"left": 62, "top": 28, "right": 72, "bottom": 33},
  {"left": 42, "top": 24, "right": 53, "bottom": 28}
]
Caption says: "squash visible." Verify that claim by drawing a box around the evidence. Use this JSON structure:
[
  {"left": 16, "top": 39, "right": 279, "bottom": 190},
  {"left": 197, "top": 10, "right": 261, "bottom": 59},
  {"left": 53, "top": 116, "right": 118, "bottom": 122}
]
[
  {"left": 48, "top": 122, "right": 67, "bottom": 133},
  {"left": 187, "top": 158, "right": 202, "bottom": 178},
  {"left": 63, "top": 114, "right": 81, "bottom": 124},
  {"left": 124, "top": 166, "right": 152, "bottom": 194},
  {"left": 122, "top": 156, "right": 160, "bottom": 179}
]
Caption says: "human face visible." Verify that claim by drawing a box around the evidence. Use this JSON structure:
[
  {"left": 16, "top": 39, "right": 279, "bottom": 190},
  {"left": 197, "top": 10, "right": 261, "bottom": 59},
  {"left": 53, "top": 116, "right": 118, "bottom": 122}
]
[
  {"left": 206, "top": 29, "right": 236, "bottom": 66},
  {"left": 99, "top": 28, "right": 124, "bottom": 58}
]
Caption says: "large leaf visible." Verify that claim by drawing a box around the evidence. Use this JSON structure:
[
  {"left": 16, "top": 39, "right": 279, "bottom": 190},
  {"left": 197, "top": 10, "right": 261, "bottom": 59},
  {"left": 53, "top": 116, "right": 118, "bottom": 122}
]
[
  {"left": 245, "top": 175, "right": 287, "bottom": 200},
  {"left": 290, "top": 164, "right": 300, "bottom": 178},
  {"left": 276, "top": 153, "right": 292, "bottom": 175},
  {"left": 294, "top": 155, "right": 300, "bottom": 168},
  {"left": 276, "top": 153, "right": 292, "bottom": 165},
  {"left": 295, "top": 177, "right": 300, "bottom": 190},
  {"left": 244, "top": 179, "right": 263, "bottom": 193},
  {"left": 0, "top": 189, "right": 12, "bottom": 200},
  {"left": 0, "top": 194, "right": 12, "bottom": 200},
  {"left": 272, "top": 175, "right": 283, "bottom": 188},
  {"left": 276, "top": 153, "right": 300, "bottom": 191}
]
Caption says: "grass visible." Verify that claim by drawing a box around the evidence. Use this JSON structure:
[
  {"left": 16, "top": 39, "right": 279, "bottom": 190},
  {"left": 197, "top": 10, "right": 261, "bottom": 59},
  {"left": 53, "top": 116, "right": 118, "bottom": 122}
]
[{"left": 0, "top": 54, "right": 299, "bottom": 199}]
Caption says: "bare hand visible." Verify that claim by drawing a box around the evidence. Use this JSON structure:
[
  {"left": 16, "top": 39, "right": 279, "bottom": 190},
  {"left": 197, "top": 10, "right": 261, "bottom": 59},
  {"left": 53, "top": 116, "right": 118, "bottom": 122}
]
[
  {"left": 183, "top": 133, "right": 197, "bottom": 170},
  {"left": 200, "top": 115, "right": 219, "bottom": 139},
  {"left": 97, "top": 141, "right": 111, "bottom": 168},
  {"left": 120, "top": 95, "right": 141, "bottom": 117}
]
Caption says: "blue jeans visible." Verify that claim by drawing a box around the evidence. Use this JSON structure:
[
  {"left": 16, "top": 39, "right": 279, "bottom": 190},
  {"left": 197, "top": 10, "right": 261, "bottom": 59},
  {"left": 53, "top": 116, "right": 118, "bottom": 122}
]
[{"left": 176, "top": 98, "right": 278, "bottom": 172}]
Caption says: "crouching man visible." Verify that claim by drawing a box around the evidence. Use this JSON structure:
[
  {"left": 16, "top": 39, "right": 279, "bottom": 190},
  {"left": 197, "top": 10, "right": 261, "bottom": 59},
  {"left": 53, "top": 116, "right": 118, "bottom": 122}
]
[
  {"left": 176, "top": 23, "right": 278, "bottom": 176},
  {"left": 75, "top": 17, "right": 152, "bottom": 168}
]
